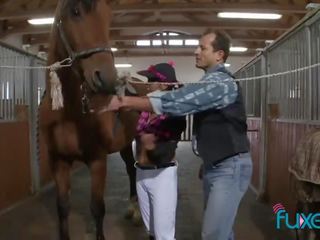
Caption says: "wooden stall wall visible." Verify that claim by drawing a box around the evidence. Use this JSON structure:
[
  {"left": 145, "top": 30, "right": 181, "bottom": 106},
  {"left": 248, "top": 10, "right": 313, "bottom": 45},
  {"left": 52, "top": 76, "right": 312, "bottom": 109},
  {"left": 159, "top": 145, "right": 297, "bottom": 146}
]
[
  {"left": 265, "top": 121, "right": 319, "bottom": 215},
  {"left": 247, "top": 118, "right": 261, "bottom": 192},
  {"left": 0, "top": 122, "right": 31, "bottom": 212}
]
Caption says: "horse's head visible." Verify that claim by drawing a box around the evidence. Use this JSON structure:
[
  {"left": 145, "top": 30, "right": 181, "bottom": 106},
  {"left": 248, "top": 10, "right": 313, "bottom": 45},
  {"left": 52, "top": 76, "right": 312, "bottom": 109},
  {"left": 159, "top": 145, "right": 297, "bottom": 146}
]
[{"left": 55, "top": 0, "right": 117, "bottom": 94}]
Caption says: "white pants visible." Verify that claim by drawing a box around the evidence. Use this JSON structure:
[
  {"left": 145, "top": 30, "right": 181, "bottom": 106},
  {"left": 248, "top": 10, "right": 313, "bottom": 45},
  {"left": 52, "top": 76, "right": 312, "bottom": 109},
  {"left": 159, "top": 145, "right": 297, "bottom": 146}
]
[{"left": 136, "top": 166, "right": 178, "bottom": 240}]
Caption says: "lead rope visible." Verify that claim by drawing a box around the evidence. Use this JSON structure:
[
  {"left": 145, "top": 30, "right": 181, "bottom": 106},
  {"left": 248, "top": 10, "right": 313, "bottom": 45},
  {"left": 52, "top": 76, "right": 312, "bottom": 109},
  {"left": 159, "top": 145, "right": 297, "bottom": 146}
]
[
  {"left": 50, "top": 70, "right": 64, "bottom": 110},
  {"left": 49, "top": 58, "right": 73, "bottom": 110}
]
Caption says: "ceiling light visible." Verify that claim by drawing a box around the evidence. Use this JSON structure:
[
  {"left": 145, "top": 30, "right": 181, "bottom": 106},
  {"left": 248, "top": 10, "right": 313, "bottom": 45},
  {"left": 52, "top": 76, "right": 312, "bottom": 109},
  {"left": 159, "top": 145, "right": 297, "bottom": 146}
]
[
  {"left": 224, "top": 63, "right": 231, "bottom": 67},
  {"left": 217, "top": 12, "right": 282, "bottom": 20},
  {"left": 306, "top": 3, "right": 320, "bottom": 10},
  {"left": 111, "top": 48, "right": 118, "bottom": 52},
  {"left": 28, "top": 18, "right": 54, "bottom": 25},
  {"left": 265, "top": 40, "right": 274, "bottom": 44},
  {"left": 230, "top": 47, "right": 248, "bottom": 52},
  {"left": 185, "top": 39, "right": 199, "bottom": 46},
  {"left": 115, "top": 64, "right": 132, "bottom": 68}
]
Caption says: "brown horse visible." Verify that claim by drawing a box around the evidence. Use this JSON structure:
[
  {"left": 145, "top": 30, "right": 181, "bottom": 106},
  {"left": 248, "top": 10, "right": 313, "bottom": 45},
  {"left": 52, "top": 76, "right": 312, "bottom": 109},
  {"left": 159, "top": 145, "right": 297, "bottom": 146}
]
[{"left": 39, "top": 0, "right": 139, "bottom": 239}]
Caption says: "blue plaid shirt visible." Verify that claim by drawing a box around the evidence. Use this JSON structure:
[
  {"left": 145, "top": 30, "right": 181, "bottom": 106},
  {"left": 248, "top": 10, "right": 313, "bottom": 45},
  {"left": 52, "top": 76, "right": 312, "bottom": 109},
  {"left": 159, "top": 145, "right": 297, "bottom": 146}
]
[{"left": 148, "top": 64, "right": 238, "bottom": 116}]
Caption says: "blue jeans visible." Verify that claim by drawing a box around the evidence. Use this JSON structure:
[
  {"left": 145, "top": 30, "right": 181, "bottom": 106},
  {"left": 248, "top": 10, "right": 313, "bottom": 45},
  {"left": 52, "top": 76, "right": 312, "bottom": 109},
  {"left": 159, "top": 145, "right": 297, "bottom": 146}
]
[{"left": 202, "top": 153, "right": 253, "bottom": 240}]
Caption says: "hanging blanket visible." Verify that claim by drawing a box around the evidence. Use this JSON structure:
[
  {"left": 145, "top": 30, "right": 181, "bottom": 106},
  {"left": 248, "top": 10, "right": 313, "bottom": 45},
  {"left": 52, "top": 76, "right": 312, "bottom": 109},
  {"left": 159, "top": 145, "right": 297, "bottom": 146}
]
[{"left": 289, "top": 129, "right": 320, "bottom": 202}]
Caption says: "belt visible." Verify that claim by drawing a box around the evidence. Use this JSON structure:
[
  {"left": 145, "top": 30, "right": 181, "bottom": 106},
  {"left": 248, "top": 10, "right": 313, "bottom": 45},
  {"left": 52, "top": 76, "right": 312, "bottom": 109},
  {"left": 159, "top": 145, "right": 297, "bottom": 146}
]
[
  {"left": 206, "top": 152, "right": 250, "bottom": 169},
  {"left": 134, "top": 161, "right": 176, "bottom": 170}
]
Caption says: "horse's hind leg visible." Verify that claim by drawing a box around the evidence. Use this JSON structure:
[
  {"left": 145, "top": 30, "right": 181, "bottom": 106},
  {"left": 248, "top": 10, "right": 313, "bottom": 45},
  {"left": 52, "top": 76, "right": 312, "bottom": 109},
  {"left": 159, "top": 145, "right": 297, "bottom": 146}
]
[
  {"left": 53, "top": 160, "right": 71, "bottom": 240},
  {"left": 119, "top": 144, "right": 142, "bottom": 225},
  {"left": 89, "top": 159, "right": 107, "bottom": 240},
  {"left": 119, "top": 144, "right": 137, "bottom": 199}
]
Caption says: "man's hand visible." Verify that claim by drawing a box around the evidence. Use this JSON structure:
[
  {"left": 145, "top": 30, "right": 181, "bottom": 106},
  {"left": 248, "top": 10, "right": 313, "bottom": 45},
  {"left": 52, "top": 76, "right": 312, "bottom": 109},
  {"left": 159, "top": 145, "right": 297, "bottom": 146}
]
[
  {"left": 97, "top": 95, "right": 153, "bottom": 113},
  {"left": 99, "top": 96, "right": 123, "bottom": 113}
]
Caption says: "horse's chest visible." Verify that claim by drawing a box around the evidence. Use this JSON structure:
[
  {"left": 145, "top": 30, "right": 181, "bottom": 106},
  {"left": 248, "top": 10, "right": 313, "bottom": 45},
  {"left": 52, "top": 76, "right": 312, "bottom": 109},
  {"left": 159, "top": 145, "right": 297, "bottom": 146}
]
[{"left": 53, "top": 121, "right": 83, "bottom": 156}]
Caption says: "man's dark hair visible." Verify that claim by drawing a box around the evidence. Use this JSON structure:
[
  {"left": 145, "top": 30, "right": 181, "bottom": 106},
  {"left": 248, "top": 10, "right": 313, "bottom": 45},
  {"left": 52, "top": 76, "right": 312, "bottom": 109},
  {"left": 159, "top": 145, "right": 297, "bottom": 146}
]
[{"left": 202, "top": 29, "right": 231, "bottom": 62}]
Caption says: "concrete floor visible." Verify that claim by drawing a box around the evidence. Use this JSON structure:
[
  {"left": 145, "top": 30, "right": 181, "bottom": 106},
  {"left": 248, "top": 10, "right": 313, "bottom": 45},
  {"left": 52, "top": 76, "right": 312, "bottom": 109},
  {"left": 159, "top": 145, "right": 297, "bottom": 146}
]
[{"left": 0, "top": 142, "right": 293, "bottom": 240}]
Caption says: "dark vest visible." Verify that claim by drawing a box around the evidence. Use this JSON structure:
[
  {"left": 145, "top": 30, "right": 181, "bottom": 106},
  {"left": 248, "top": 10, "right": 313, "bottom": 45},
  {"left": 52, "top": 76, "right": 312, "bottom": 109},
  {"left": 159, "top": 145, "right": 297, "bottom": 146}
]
[{"left": 193, "top": 83, "right": 250, "bottom": 167}]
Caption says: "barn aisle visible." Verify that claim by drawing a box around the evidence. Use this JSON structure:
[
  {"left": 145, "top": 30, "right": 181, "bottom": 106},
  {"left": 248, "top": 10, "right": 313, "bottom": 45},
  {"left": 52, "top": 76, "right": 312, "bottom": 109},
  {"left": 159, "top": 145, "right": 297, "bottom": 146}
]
[{"left": 0, "top": 142, "right": 292, "bottom": 240}]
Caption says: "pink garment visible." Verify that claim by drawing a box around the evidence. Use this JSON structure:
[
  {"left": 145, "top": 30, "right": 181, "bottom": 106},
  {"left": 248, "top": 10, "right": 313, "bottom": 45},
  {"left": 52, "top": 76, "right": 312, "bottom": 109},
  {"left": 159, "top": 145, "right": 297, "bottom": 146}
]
[{"left": 136, "top": 112, "right": 171, "bottom": 139}]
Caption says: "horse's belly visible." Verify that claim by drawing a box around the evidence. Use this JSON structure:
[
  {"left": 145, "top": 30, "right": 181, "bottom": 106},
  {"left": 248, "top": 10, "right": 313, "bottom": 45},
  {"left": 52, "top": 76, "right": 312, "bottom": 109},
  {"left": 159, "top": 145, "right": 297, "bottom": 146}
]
[
  {"left": 98, "top": 111, "right": 138, "bottom": 153},
  {"left": 108, "top": 126, "right": 129, "bottom": 153},
  {"left": 53, "top": 122, "right": 82, "bottom": 156}
]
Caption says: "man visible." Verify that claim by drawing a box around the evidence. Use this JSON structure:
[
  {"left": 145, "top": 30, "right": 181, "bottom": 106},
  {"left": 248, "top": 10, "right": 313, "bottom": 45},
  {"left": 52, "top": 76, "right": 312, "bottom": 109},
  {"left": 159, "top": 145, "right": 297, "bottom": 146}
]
[{"left": 105, "top": 29, "right": 252, "bottom": 240}]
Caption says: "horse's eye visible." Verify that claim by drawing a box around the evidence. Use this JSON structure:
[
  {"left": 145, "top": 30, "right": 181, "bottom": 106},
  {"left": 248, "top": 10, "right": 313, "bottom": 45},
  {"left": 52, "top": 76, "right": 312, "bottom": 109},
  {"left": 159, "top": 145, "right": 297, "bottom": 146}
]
[{"left": 72, "top": 7, "right": 81, "bottom": 17}]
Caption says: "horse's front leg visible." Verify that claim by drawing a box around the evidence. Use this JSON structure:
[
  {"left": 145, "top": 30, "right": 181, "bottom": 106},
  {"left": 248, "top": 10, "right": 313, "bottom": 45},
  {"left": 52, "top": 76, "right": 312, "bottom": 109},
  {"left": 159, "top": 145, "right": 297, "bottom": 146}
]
[
  {"left": 53, "top": 159, "right": 71, "bottom": 240},
  {"left": 89, "top": 159, "right": 107, "bottom": 240}
]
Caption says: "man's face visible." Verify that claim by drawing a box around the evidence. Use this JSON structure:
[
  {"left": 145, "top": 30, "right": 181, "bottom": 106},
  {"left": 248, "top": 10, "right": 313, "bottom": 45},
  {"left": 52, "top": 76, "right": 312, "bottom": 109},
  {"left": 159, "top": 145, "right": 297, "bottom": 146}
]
[{"left": 194, "top": 33, "right": 224, "bottom": 71}]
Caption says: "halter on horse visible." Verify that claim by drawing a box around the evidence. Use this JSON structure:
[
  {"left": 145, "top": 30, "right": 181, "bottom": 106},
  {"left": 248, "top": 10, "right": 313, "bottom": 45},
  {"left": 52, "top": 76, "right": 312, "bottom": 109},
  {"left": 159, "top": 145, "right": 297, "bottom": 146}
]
[{"left": 39, "top": 0, "right": 140, "bottom": 239}]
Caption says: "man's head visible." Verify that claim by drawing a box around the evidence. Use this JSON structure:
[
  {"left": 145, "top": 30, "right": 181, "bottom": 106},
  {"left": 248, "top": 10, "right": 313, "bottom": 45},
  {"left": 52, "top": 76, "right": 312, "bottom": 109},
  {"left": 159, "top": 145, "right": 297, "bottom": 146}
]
[{"left": 194, "top": 29, "right": 230, "bottom": 71}]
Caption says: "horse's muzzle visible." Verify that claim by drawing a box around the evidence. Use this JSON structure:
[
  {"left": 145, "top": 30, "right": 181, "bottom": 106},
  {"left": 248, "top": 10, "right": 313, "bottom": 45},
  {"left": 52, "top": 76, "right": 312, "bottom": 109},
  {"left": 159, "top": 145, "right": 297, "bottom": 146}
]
[{"left": 89, "top": 69, "right": 117, "bottom": 94}]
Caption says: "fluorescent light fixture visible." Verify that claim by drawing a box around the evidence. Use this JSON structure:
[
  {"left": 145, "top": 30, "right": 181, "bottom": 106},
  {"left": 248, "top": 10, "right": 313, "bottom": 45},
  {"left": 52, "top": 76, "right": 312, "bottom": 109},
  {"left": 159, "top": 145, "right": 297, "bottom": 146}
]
[
  {"left": 185, "top": 39, "right": 199, "bottom": 46},
  {"left": 28, "top": 18, "right": 54, "bottom": 25},
  {"left": 224, "top": 63, "right": 231, "bottom": 67},
  {"left": 111, "top": 47, "right": 118, "bottom": 52},
  {"left": 115, "top": 64, "right": 132, "bottom": 68},
  {"left": 137, "top": 40, "right": 151, "bottom": 46},
  {"left": 230, "top": 47, "right": 248, "bottom": 52},
  {"left": 168, "top": 39, "right": 183, "bottom": 46},
  {"left": 265, "top": 40, "right": 274, "bottom": 44},
  {"left": 256, "top": 48, "right": 264, "bottom": 52},
  {"left": 217, "top": 12, "right": 282, "bottom": 20},
  {"left": 306, "top": 3, "right": 320, "bottom": 10}
]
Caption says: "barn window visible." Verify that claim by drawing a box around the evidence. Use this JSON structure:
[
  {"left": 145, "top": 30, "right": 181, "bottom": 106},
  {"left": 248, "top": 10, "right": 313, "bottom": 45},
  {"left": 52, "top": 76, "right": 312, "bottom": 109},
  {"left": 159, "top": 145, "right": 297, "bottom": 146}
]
[{"left": 136, "top": 31, "right": 198, "bottom": 47}]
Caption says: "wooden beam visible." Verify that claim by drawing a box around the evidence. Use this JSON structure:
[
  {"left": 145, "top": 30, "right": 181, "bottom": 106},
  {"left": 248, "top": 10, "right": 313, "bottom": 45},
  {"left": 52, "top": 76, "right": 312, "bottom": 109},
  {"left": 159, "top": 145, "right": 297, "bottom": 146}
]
[
  {"left": 22, "top": 32, "right": 280, "bottom": 45},
  {"left": 112, "top": 3, "right": 307, "bottom": 14},
  {"left": 22, "top": 33, "right": 49, "bottom": 45},
  {"left": 0, "top": 22, "right": 52, "bottom": 38},
  {"left": 0, "top": 2, "right": 307, "bottom": 20},
  {"left": 3, "top": 19, "right": 288, "bottom": 38},
  {"left": 112, "top": 43, "right": 265, "bottom": 51},
  {"left": 0, "top": 8, "right": 54, "bottom": 20},
  {"left": 113, "top": 50, "right": 256, "bottom": 58},
  {"left": 34, "top": 46, "right": 256, "bottom": 57},
  {"left": 110, "top": 21, "right": 290, "bottom": 31}
]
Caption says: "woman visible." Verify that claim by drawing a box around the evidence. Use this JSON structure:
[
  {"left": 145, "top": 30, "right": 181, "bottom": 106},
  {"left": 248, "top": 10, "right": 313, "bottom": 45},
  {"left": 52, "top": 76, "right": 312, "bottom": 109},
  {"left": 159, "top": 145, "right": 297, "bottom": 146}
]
[{"left": 134, "top": 62, "right": 186, "bottom": 240}]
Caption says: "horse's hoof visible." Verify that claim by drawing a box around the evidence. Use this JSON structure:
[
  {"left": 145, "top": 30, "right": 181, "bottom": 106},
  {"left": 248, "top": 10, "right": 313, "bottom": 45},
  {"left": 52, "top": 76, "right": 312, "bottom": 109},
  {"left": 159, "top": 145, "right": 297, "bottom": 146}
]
[
  {"left": 84, "top": 232, "right": 95, "bottom": 240},
  {"left": 124, "top": 205, "right": 135, "bottom": 219},
  {"left": 124, "top": 198, "right": 137, "bottom": 219},
  {"left": 132, "top": 208, "right": 143, "bottom": 226}
]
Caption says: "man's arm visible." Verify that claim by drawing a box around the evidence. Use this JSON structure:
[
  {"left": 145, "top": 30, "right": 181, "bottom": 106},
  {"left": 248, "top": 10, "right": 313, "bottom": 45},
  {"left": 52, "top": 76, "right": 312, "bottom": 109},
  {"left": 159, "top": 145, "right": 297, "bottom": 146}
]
[
  {"left": 148, "top": 71, "right": 238, "bottom": 116},
  {"left": 103, "top": 72, "right": 238, "bottom": 115},
  {"left": 101, "top": 95, "right": 154, "bottom": 112}
]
